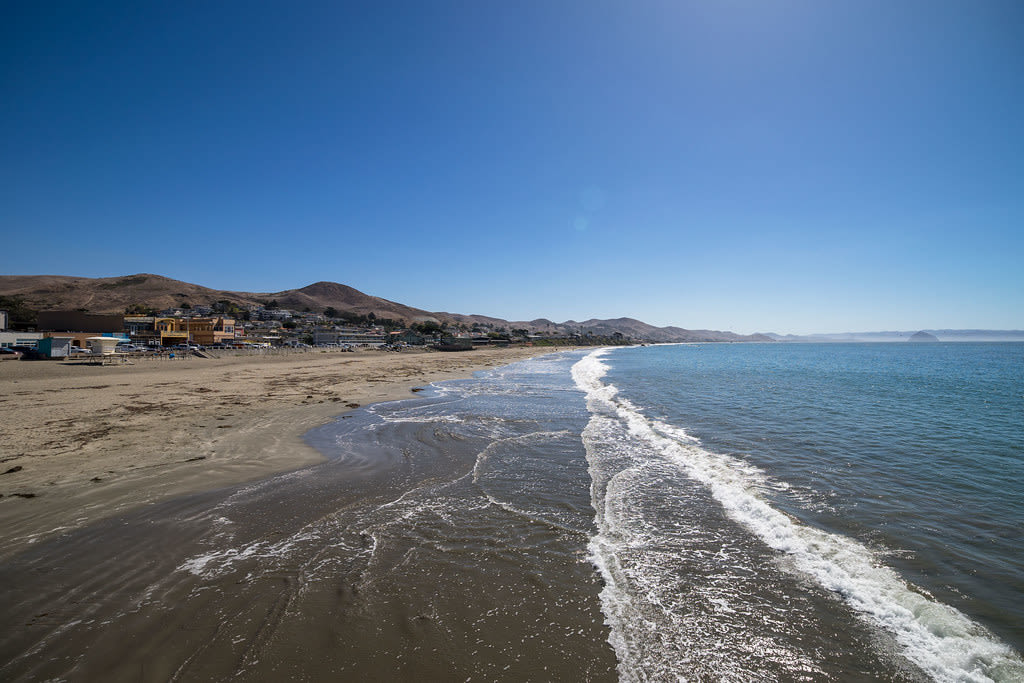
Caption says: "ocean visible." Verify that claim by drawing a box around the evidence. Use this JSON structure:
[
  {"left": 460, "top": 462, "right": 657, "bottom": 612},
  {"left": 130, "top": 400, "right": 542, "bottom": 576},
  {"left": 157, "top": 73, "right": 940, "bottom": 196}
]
[
  {"left": 575, "top": 343, "right": 1023, "bottom": 682},
  {"left": 1, "top": 343, "right": 1021, "bottom": 681}
]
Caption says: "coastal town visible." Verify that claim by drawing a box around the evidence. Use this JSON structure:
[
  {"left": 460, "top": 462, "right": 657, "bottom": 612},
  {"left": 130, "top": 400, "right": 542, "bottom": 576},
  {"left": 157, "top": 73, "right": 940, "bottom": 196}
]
[{"left": 0, "top": 300, "right": 626, "bottom": 361}]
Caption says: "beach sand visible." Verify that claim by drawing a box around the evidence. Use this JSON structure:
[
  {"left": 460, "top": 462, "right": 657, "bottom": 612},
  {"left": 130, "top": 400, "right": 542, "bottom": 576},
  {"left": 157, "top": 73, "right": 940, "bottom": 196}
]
[{"left": 0, "top": 346, "right": 554, "bottom": 560}]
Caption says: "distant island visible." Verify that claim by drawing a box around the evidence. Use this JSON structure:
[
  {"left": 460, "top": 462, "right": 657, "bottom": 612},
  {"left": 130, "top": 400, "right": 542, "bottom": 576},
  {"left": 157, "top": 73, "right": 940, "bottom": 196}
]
[{"left": 908, "top": 331, "right": 940, "bottom": 342}]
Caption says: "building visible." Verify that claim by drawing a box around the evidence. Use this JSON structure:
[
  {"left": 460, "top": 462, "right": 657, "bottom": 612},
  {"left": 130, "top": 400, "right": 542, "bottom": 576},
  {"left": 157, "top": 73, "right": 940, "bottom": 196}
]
[
  {"left": 37, "top": 311, "right": 125, "bottom": 334},
  {"left": 153, "top": 317, "right": 237, "bottom": 346},
  {"left": 389, "top": 330, "right": 426, "bottom": 346},
  {"left": 56, "top": 331, "right": 128, "bottom": 349},
  {"left": 37, "top": 336, "right": 76, "bottom": 358},
  {"left": 0, "top": 331, "right": 44, "bottom": 349},
  {"left": 313, "top": 327, "right": 386, "bottom": 347},
  {"left": 254, "top": 308, "right": 293, "bottom": 321},
  {"left": 123, "top": 316, "right": 160, "bottom": 346},
  {"left": 187, "top": 317, "right": 237, "bottom": 346},
  {"left": 0, "top": 310, "right": 8, "bottom": 331},
  {"left": 33, "top": 312, "right": 128, "bottom": 349}
]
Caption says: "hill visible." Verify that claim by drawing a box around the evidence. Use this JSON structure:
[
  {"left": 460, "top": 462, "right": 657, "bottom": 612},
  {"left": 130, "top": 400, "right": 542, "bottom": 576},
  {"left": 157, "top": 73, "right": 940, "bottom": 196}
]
[
  {"left": 0, "top": 273, "right": 771, "bottom": 343},
  {"left": 0, "top": 274, "right": 439, "bottom": 323}
]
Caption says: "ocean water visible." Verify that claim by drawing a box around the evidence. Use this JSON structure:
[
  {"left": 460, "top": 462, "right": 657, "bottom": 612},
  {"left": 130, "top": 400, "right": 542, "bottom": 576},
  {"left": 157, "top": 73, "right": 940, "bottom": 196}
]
[
  {"left": 576, "top": 342, "right": 1024, "bottom": 682},
  {"left": 1, "top": 344, "right": 1021, "bottom": 681}
]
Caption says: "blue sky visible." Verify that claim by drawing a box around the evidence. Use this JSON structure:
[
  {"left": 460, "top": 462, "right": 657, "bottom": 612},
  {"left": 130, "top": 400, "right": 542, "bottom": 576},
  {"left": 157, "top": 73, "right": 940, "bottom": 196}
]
[{"left": 2, "top": 1, "right": 1022, "bottom": 334}]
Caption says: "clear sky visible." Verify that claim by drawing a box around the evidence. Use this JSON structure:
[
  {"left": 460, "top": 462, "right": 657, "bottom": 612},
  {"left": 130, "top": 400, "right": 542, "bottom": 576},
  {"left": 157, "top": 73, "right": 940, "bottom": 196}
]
[{"left": 3, "top": 1, "right": 1022, "bottom": 334}]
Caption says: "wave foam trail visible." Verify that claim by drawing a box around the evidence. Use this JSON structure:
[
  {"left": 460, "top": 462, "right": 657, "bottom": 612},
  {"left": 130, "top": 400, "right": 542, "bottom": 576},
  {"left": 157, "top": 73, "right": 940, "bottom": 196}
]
[{"left": 572, "top": 349, "right": 1024, "bottom": 683}]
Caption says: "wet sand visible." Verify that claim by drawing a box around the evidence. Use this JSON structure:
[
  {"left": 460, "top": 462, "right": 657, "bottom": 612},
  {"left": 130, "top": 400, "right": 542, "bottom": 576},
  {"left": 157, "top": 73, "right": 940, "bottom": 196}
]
[
  {"left": 0, "top": 346, "right": 555, "bottom": 561},
  {"left": 0, "top": 349, "right": 618, "bottom": 682}
]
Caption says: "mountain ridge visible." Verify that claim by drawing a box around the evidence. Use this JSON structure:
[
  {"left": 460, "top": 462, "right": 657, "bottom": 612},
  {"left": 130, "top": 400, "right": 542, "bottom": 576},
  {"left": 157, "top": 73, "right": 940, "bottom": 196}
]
[{"left": 0, "top": 273, "right": 772, "bottom": 343}]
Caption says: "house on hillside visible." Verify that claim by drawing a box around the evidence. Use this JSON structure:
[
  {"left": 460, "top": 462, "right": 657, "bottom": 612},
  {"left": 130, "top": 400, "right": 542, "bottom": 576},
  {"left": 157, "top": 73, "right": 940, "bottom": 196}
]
[{"left": 254, "top": 308, "right": 293, "bottom": 321}]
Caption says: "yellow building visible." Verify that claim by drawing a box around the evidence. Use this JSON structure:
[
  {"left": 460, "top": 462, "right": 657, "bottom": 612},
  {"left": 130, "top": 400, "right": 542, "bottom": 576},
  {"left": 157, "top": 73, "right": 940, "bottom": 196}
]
[{"left": 155, "top": 317, "right": 237, "bottom": 346}]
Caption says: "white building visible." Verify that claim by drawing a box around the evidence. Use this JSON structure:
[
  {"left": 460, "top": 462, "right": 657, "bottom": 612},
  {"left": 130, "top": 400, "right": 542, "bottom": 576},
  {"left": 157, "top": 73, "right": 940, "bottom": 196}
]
[
  {"left": 255, "top": 308, "right": 294, "bottom": 321},
  {"left": 313, "top": 327, "right": 386, "bottom": 346},
  {"left": 0, "top": 331, "right": 44, "bottom": 349}
]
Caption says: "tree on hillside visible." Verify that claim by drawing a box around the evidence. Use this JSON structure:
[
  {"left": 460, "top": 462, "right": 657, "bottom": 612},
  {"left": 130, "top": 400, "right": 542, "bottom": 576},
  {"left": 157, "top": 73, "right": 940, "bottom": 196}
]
[
  {"left": 125, "top": 303, "right": 158, "bottom": 316},
  {"left": 213, "top": 300, "right": 249, "bottom": 320},
  {"left": 0, "top": 296, "right": 38, "bottom": 326},
  {"left": 324, "top": 307, "right": 339, "bottom": 319},
  {"left": 412, "top": 321, "right": 444, "bottom": 337}
]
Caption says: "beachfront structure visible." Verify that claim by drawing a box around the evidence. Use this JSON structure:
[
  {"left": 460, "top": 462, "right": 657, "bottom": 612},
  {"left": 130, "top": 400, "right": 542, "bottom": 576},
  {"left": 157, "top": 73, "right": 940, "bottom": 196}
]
[
  {"left": 185, "top": 317, "right": 236, "bottom": 346},
  {"left": 153, "top": 317, "right": 237, "bottom": 346},
  {"left": 54, "top": 332, "right": 130, "bottom": 349},
  {"left": 313, "top": 327, "right": 387, "bottom": 347},
  {"left": 123, "top": 316, "right": 160, "bottom": 346},
  {"left": 0, "top": 331, "right": 45, "bottom": 349},
  {"left": 154, "top": 318, "right": 188, "bottom": 346},
  {"left": 86, "top": 337, "right": 121, "bottom": 355},
  {"left": 37, "top": 311, "right": 125, "bottom": 335},
  {"left": 37, "top": 336, "right": 75, "bottom": 358},
  {"left": 33, "top": 312, "right": 130, "bottom": 350}
]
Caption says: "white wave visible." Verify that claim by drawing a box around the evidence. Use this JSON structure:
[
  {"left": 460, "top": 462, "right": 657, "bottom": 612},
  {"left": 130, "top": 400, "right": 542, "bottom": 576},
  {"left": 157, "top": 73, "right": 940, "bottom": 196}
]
[{"left": 572, "top": 349, "right": 1024, "bottom": 683}]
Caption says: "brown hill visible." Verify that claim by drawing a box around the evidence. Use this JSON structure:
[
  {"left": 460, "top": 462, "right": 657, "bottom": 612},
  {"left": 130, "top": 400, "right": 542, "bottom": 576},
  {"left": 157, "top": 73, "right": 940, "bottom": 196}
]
[
  {"left": 0, "top": 274, "right": 441, "bottom": 322},
  {"left": 274, "top": 282, "right": 440, "bottom": 322},
  {"left": 0, "top": 274, "right": 244, "bottom": 314}
]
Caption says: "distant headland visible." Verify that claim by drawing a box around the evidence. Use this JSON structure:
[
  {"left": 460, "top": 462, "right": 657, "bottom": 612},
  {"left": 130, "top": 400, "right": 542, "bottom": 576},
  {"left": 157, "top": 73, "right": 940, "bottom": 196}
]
[{"left": 765, "top": 329, "right": 1024, "bottom": 342}]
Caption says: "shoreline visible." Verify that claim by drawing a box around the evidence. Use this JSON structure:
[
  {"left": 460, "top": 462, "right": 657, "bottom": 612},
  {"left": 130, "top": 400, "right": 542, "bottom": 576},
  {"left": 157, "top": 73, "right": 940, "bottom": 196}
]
[{"left": 0, "top": 346, "right": 561, "bottom": 560}]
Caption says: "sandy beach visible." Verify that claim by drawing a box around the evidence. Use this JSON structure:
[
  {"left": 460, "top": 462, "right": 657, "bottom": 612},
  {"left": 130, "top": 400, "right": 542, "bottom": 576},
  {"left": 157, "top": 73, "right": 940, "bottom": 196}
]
[
  {"left": 0, "top": 347, "right": 622, "bottom": 682},
  {"left": 0, "top": 346, "right": 554, "bottom": 561}
]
